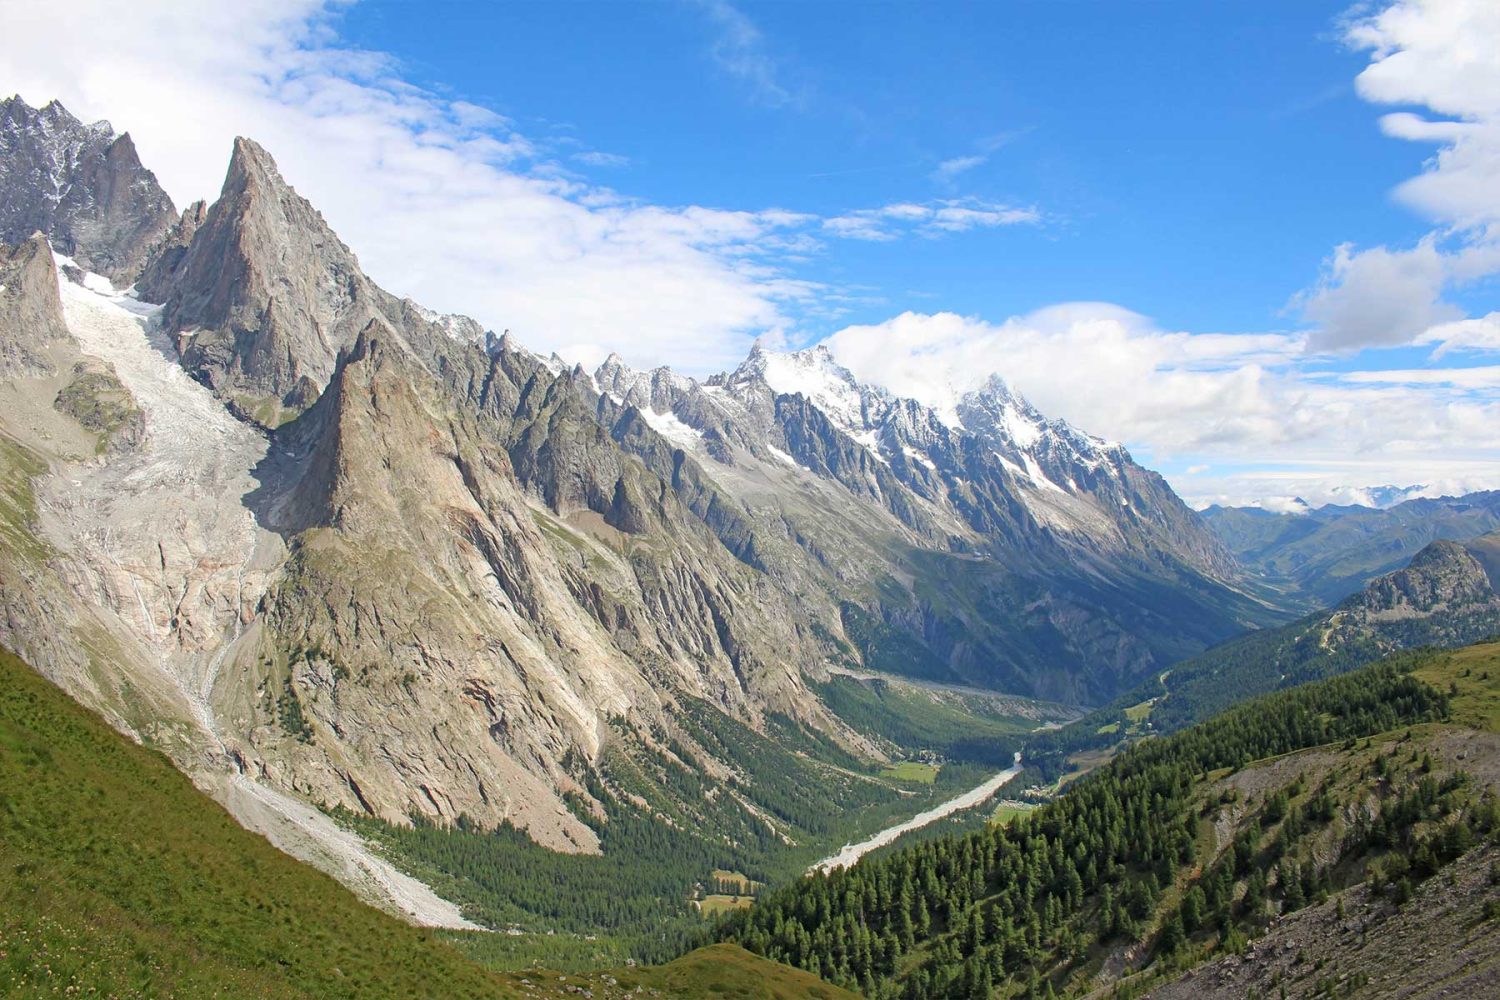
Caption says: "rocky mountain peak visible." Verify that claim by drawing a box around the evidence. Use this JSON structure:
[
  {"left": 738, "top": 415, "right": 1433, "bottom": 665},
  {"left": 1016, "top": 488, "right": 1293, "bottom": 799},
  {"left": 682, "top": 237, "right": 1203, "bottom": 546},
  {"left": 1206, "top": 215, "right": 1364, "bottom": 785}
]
[
  {"left": 220, "top": 136, "right": 325, "bottom": 225},
  {"left": 1346, "top": 538, "right": 1498, "bottom": 619},
  {"left": 0, "top": 95, "right": 176, "bottom": 284},
  {"left": 959, "top": 375, "right": 1111, "bottom": 456},
  {"left": 144, "top": 135, "right": 391, "bottom": 425}
]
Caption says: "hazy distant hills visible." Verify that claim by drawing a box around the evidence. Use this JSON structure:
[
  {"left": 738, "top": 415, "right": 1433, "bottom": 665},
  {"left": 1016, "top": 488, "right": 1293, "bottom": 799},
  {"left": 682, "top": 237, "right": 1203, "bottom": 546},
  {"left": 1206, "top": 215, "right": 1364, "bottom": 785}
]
[{"left": 1202, "top": 491, "right": 1500, "bottom": 608}]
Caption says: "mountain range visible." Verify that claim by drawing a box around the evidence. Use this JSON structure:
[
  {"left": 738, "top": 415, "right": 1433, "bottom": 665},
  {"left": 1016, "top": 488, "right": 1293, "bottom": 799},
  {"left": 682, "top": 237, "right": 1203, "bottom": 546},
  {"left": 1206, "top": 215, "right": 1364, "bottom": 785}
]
[{"left": 3, "top": 94, "right": 1498, "bottom": 959}]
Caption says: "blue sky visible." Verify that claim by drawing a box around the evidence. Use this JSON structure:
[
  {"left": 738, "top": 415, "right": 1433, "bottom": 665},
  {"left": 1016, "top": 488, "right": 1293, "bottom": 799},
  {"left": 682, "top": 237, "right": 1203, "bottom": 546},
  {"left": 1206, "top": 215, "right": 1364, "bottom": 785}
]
[
  {"left": 340, "top": 0, "right": 1424, "bottom": 337},
  {"left": 4, "top": 0, "right": 1499, "bottom": 507}
]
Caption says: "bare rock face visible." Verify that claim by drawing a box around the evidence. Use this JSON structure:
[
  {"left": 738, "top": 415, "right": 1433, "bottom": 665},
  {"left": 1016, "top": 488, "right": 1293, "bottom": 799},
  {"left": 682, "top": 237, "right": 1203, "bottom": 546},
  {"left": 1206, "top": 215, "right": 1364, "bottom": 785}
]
[
  {"left": 133, "top": 198, "right": 207, "bottom": 299},
  {"left": 1341, "top": 538, "right": 1499, "bottom": 624},
  {"left": 0, "top": 232, "right": 69, "bottom": 377},
  {"left": 0, "top": 97, "right": 176, "bottom": 284},
  {"left": 145, "top": 138, "right": 401, "bottom": 426},
  {"left": 220, "top": 323, "right": 851, "bottom": 846}
]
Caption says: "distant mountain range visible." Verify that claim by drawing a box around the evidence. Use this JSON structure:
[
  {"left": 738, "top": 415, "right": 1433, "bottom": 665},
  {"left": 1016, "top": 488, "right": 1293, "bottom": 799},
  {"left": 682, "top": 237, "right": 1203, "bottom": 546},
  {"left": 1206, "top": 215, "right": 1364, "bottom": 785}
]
[
  {"left": 1202, "top": 491, "right": 1500, "bottom": 608},
  {"left": 1024, "top": 527, "right": 1500, "bottom": 785}
]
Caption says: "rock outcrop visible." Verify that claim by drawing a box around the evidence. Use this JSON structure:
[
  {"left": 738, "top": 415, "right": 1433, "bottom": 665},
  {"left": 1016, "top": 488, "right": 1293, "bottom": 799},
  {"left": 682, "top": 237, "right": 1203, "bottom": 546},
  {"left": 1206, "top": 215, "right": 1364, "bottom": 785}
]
[
  {"left": 148, "top": 138, "right": 392, "bottom": 424},
  {"left": 1328, "top": 537, "right": 1500, "bottom": 644},
  {"left": 0, "top": 231, "right": 69, "bottom": 377},
  {"left": 0, "top": 97, "right": 176, "bottom": 283}
]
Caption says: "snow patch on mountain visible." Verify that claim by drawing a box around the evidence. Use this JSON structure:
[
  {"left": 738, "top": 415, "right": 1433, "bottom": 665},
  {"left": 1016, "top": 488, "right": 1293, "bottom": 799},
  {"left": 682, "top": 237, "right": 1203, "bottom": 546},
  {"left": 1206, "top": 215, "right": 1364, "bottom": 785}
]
[
  {"left": 1001, "top": 404, "right": 1043, "bottom": 449},
  {"left": 767, "top": 444, "right": 799, "bottom": 467},
  {"left": 640, "top": 407, "right": 703, "bottom": 448},
  {"left": 1022, "top": 453, "right": 1065, "bottom": 493},
  {"left": 756, "top": 346, "right": 871, "bottom": 432},
  {"left": 902, "top": 445, "right": 937, "bottom": 471}
]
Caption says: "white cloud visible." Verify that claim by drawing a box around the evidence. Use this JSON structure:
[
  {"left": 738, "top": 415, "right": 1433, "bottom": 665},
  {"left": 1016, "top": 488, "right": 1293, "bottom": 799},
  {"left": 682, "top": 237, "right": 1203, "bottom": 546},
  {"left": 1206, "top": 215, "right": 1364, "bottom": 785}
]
[
  {"left": 1347, "top": 0, "right": 1500, "bottom": 229},
  {"left": 690, "top": 0, "right": 800, "bottom": 109},
  {"left": 572, "top": 150, "right": 631, "bottom": 169},
  {"left": 929, "top": 132, "right": 1021, "bottom": 184},
  {"left": 1340, "top": 364, "right": 1500, "bottom": 388},
  {"left": 1419, "top": 311, "right": 1500, "bottom": 355},
  {"left": 1297, "top": 0, "right": 1500, "bottom": 352},
  {"left": 1298, "top": 239, "right": 1460, "bottom": 350},
  {"left": 932, "top": 155, "right": 985, "bottom": 182},
  {"left": 1189, "top": 468, "right": 1499, "bottom": 512},
  {"left": 823, "top": 199, "right": 1039, "bottom": 242}
]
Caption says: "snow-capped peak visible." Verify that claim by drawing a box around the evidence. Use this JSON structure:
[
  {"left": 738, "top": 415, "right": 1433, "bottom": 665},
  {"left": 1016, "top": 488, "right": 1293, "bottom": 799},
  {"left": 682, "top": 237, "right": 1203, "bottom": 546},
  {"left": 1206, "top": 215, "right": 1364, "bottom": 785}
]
[
  {"left": 721, "top": 342, "right": 890, "bottom": 438},
  {"left": 409, "top": 299, "right": 484, "bottom": 345},
  {"left": 958, "top": 375, "right": 1116, "bottom": 459}
]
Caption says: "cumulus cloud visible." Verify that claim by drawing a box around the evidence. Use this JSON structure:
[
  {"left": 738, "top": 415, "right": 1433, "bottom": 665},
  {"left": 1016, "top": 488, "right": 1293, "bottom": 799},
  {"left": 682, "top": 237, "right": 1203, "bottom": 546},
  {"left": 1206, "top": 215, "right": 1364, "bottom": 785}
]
[
  {"left": 1298, "top": 239, "right": 1460, "bottom": 350},
  {"left": 1298, "top": 0, "right": 1500, "bottom": 352},
  {"left": 1348, "top": 0, "right": 1500, "bottom": 228}
]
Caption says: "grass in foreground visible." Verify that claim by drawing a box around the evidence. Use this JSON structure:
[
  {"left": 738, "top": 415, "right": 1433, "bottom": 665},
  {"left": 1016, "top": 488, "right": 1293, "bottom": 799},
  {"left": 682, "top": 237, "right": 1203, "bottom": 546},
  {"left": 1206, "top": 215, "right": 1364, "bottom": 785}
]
[{"left": 0, "top": 646, "right": 516, "bottom": 999}]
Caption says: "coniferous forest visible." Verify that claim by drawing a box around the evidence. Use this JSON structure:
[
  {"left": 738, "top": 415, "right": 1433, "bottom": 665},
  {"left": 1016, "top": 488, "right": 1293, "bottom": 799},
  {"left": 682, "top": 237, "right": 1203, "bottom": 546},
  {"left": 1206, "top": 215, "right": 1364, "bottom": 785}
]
[{"left": 714, "top": 656, "right": 1485, "bottom": 997}]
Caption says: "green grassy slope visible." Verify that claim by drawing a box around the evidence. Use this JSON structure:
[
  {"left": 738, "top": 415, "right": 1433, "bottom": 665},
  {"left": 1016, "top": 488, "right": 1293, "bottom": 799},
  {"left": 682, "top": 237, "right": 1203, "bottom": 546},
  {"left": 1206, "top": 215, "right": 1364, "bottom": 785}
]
[
  {"left": 570, "top": 943, "right": 861, "bottom": 1000},
  {"left": 0, "top": 645, "right": 516, "bottom": 1000},
  {"left": 0, "top": 646, "right": 857, "bottom": 1000}
]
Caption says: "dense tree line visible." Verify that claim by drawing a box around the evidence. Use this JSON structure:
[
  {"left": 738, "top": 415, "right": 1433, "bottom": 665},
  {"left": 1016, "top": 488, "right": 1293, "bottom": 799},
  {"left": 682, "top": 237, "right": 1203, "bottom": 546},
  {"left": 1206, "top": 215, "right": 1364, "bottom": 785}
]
[{"left": 715, "top": 659, "right": 1453, "bottom": 998}]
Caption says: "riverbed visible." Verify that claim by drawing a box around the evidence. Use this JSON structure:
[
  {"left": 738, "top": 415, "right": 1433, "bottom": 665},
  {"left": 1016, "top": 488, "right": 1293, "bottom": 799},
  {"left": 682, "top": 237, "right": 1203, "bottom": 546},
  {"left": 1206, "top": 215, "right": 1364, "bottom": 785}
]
[{"left": 810, "top": 752, "right": 1024, "bottom": 874}]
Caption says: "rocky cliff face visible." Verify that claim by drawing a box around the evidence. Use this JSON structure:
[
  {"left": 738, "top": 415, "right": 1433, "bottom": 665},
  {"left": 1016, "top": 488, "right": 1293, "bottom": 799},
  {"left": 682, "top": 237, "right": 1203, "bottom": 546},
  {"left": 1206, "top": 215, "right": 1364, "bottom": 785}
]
[
  {"left": 0, "top": 232, "right": 69, "bottom": 377},
  {"left": 147, "top": 138, "right": 392, "bottom": 424},
  {"left": 0, "top": 97, "right": 176, "bottom": 284},
  {"left": 1329, "top": 537, "right": 1500, "bottom": 641}
]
